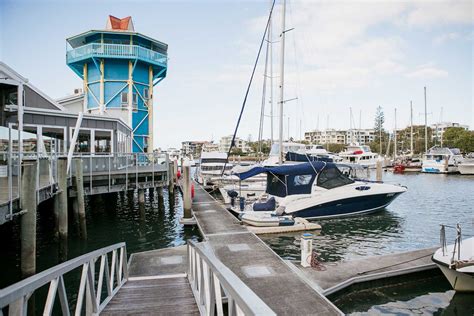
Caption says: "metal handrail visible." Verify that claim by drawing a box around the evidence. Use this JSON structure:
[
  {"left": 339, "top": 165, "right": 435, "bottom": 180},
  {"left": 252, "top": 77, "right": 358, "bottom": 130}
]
[
  {"left": 66, "top": 43, "right": 168, "bottom": 66},
  {"left": 0, "top": 242, "right": 128, "bottom": 315},
  {"left": 187, "top": 240, "right": 275, "bottom": 316}
]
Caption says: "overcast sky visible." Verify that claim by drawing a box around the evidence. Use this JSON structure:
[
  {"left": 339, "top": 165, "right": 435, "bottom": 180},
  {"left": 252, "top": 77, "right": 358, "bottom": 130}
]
[{"left": 1, "top": 0, "right": 472, "bottom": 149}]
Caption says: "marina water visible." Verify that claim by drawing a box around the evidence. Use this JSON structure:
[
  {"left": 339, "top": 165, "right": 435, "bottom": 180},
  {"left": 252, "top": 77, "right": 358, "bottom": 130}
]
[{"left": 260, "top": 172, "right": 474, "bottom": 314}]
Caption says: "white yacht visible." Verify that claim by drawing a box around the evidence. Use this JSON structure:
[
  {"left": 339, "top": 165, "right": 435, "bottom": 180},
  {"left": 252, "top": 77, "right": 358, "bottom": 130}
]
[
  {"left": 432, "top": 225, "right": 474, "bottom": 292},
  {"left": 233, "top": 161, "right": 407, "bottom": 219},
  {"left": 339, "top": 144, "right": 379, "bottom": 168},
  {"left": 195, "top": 151, "right": 232, "bottom": 187},
  {"left": 458, "top": 154, "right": 474, "bottom": 175},
  {"left": 305, "top": 144, "right": 343, "bottom": 163},
  {"left": 421, "top": 147, "right": 464, "bottom": 174},
  {"left": 263, "top": 142, "right": 307, "bottom": 165}
]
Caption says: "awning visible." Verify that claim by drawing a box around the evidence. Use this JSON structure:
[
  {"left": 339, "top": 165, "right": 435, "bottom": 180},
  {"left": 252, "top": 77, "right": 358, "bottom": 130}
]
[{"left": 235, "top": 161, "right": 335, "bottom": 180}]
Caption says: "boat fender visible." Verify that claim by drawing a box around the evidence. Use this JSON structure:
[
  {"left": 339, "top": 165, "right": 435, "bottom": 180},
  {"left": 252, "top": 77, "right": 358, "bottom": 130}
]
[
  {"left": 239, "top": 197, "right": 245, "bottom": 211},
  {"left": 177, "top": 170, "right": 181, "bottom": 179},
  {"left": 191, "top": 184, "right": 195, "bottom": 199}
]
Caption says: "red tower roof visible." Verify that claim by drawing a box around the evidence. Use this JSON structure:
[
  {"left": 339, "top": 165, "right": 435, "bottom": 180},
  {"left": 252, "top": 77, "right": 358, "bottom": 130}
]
[{"left": 106, "top": 15, "right": 135, "bottom": 31}]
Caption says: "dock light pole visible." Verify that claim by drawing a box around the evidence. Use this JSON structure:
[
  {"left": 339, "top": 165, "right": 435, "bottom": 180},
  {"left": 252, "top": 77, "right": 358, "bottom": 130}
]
[{"left": 424, "top": 86, "right": 428, "bottom": 153}]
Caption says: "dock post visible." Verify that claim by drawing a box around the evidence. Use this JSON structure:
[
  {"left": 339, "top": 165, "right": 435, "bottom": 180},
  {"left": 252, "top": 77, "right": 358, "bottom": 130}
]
[
  {"left": 57, "top": 157, "right": 68, "bottom": 244},
  {"left": 20, "top": 159, "right": 37, "bottom": 278},
  {"left": 183, "top": 165, "right": 192, "bottom": 218},
  {"left": 138, "top": 188, "right": 145, "bottom": 204},
  {"left": 300, "top": 233, "right": 313, "bottom": 268},
  {"left": 73, "top": 158, "right": 87, "bottom": 239},
  {"left": 158, "top": 186, "right": 165, "bottom": 210},
  {"left": 376, "top": 160, "right": 383, "bottom": 181},
  {"left": 168, "top": 161, "right": 175, "bottom": 194}
]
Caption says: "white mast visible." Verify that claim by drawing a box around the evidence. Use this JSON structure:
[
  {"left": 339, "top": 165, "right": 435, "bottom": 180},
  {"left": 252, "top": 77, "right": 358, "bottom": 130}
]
[
  {"left": 269, "top": 0, "right": 274, "bottom": 144},
  {"left": 359, "top": 109, "right": 362, "bottom": 144},
  {"left": 424, "top": 86, "right": 428, "bottom": 153},
  {"left": 278, "top": 0, "right": 287, "bottom": 164},
  {"left": 410, "top": 101, "right": 413, "bottom": 155},
  {"left": 394, "top": 108, "right": 397, "bottom": 159},
  {"left": 349, "top": 107, "right": 353, "bottom": 144}
]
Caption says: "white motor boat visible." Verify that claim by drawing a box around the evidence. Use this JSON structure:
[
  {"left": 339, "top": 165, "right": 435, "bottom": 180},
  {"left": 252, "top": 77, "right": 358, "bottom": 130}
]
[
  {"left": 195, "top": 151, "right": 232, "bottom": 187},
  {"left": 421, "top": 147, "right": 464, "bottom": 174},
  {"left": 240, "top": 211, "right": 295, "bottom": 227},
  {"left": 234, "top": 161, "right": 407, "bottom": 219},
  {"left": 432, "top": 225, "right": 474, "bottom": 292},
  {"left": 458, "top": 154, "right": 474, "bottom": 175},
  {"left": 339, "top": 144, "right": 379, "bottom": 168}
]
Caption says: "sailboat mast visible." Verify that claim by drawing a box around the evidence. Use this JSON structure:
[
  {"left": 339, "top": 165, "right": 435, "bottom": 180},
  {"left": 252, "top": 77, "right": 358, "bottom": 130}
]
[
  {"left": 410, "top": 101, "right": 413, "bottom": 155},
  {"left": 394, "top": 108, "right": 397, "bottom": 159},
  {"left": 278, "top": 0, "right": 287, "bottom": 164},
  {"left": 269, "top": 0, "right": 274, "bottom": 145},
  {"left": 424, "top": 86, "right": 428, "bottom": 153}
]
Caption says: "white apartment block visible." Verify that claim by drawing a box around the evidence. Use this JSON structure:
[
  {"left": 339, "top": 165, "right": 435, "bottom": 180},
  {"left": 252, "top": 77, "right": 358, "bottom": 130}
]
[
  {"left": 430, "top": 122, "right": 469, "bottom": 141},
  {"left": 219, "top": 135, "right": 250, "bottom": 153},
  {"left": 305, "top": 129, "right": 376, "bottom": 145}
]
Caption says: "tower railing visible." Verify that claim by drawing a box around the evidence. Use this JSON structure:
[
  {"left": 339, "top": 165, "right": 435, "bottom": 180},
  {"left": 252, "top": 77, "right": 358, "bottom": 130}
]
[{"left": 66, "top": 43, "right": 168, "bottom": 67}]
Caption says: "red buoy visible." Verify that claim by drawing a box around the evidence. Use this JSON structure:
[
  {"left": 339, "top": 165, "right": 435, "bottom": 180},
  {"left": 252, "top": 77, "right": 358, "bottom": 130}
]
[{"left": 177, "top": 170, "right": 181, "bottom": 179}]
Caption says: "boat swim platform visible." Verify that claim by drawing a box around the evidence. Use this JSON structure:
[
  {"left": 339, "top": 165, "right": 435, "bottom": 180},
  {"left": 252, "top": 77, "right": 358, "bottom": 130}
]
[
  {"left": 191, "top": 183, "right": 343, "bottom": 315},
  {"left": 288, "top": 247, "right": 437, "bottom": 296},
  {"left": 245, "top": 218, "right": 322, "bottom": 235}
]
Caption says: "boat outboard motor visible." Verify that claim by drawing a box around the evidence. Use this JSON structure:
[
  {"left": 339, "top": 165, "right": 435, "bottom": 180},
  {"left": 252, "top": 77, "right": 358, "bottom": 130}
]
[
  {"left": 252, "top": 197, "right": 276, "bottom": 212},
  {"left": 227, "top": 190, "right": 239, "bottom": 207},
  {"left": 239, "top": 197, "right": 245, "bottom": 212}
]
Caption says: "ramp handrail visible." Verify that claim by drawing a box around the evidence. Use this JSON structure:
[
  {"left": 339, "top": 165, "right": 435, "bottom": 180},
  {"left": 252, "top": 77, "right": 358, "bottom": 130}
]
[
  {"left": 187, "top": 241, "right": 275, "bottom": 316},
  {"left": 0, "top": 242, "right": 128, "bottom": 315}
]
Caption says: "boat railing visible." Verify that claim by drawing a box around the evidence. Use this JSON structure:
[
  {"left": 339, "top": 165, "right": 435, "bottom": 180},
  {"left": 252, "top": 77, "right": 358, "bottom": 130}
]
[
  {"left": 187, "top": 240, "right": 275, "bottom": 316},
  {"left": 0, "top": 242, "right": 128, "bottom": 315},
  {"left": 439, "top": 224, "right": 462, "bottom": 262}
]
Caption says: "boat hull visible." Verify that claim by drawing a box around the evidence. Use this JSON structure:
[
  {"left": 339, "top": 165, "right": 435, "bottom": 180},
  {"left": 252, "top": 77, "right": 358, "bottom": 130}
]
[
  {"left": 458, "top": 164, "right": 474, "bottom": 175},
  {"left": 435, "top": 264, "right": 474, "bottom": 292},
  {"left": 288, "top": 192, "right": 403, "bottom": 219}
]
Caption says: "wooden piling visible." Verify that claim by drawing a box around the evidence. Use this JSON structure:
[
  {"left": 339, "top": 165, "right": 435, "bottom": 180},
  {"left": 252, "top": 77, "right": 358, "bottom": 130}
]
[
  {"left": 157, "top": 186, "right": 165, "bottom": 210},
  {"left": 138, "top": 188, "right": 145, "bottom": 204},
  {"left": 20, "top": 159, "right": 37, "bottom": 278},
  {"left": 57, "top": 157, "right": 68, "bottom": 242},
  {"left": 376, "top": 160, "right": 383, "bottom": 182},
  {"left": 168, "top": 162, "right": 175, "bottom": 194},
  {"left": 73, "top": 158, "right": 87, "bottom": 239},
  {"left": 183, "top": 165, "right": 192, "bottom": 218}
]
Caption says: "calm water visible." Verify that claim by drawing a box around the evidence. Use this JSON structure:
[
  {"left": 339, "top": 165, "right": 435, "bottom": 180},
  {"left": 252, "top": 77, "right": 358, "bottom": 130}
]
[
  {"left": 0, "top": 188, "right": 201, "bottom": 289},
  {"left": 258, "top": 172, "right": 474, "bottom": 314}
]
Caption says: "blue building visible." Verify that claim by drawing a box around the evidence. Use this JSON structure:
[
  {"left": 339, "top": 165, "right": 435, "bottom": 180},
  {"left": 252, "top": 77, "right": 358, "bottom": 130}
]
[{"left": 65, "top": 16, "right": 168, "bottom": 153}]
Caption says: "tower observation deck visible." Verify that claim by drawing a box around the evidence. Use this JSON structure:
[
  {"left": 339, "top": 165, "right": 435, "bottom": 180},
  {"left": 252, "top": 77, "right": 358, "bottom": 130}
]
[{"left": 66, "top": 15, "right": 168, "bottom": 153}]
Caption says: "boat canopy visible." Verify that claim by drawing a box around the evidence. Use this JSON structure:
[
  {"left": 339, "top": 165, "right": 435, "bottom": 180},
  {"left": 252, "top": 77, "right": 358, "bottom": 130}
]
[
  {"left": 235, "top": 161, "right": 331, "bottom": 181},
  {"left": 285, "top": 152, "right": 333, "bottom": 163}
]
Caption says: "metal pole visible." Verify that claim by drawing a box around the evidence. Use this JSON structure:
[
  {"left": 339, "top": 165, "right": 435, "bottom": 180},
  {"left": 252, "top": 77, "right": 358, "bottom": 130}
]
[
  {"left": 269, "top": 2, "right": 274, "bottom": 145},
  {"left": 410, "top": 101, "right": 414, "bottom": 155},
  {"left": 394, "top": 108, "right": 397, "bottom": 159},
  {"left": 424, "top": 86, "right": 428, "bottom": 153},
  {"left": 278, "top": 0, "right": 287, "bottom": 164}
]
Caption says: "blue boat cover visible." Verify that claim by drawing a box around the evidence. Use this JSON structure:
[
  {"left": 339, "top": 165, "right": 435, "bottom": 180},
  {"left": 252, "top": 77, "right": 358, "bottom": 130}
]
[{"left": 236, "top": 161, "right": 334, "bottom": 180}]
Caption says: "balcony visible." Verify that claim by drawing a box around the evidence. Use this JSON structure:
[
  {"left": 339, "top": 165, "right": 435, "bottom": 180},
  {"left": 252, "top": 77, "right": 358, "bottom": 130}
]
[{"left": 66, "top": 43, "right": 167, "bottom": 68}]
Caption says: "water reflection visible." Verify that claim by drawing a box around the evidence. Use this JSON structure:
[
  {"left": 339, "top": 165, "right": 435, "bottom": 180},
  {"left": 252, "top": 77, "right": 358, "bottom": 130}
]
[{"left": 261, "top": 209, "right": 403, "bottom": 262}]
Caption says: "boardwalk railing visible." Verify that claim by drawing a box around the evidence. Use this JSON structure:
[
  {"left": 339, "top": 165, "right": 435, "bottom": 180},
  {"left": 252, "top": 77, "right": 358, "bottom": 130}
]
[
  {"left": 0, "top": 243, "right": 128, "bottom": 315},
  {"left": 187, "top": 241, "right": 275, "bottom": 316},
  {"left": 0, "top": 152, "right": 170, "bottom": 222}
]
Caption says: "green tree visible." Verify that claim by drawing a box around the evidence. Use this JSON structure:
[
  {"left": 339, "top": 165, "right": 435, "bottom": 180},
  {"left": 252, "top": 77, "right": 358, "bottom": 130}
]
[
  {"left": 443, "top": 127, "right": 474, "bottom": 153},
  {"left": 372, "top": 106, "right": 388, "bottom": 154},
  {"left": 327, "top": 143, "right": 345, "bottom": 153}
]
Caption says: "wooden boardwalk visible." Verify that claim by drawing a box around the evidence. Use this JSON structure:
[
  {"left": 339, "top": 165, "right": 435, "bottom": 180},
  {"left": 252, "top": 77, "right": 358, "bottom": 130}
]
[
  {"left": 191, "top": 183, "right": 343, "bottom": 315},
  {"left": 102, "top": 246, "right": 200, "bottom": 315}
]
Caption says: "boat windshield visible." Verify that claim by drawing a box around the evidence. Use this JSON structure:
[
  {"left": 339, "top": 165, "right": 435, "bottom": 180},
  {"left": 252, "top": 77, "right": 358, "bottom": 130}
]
[{"left": 317, "top": 167, "right": 354, "bottom": 190}]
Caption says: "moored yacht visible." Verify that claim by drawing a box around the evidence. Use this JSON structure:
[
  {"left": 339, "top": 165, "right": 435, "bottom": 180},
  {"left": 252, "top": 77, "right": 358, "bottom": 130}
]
[
  {"left": 421, "top": 146, "right": 464, "bottom": 174},
  {"left": 195, "top": 151, "right": 232, "bottom": 188},
  {"left": 432, "top": 225, "right": 474, "bottom": 292},
  {"left": 458, "top": 153, "right": 474, "bottom": 175},
  {"left": 339, "top": 144, "right": 379, "bottom": 168},
  {"left": 234, "top": 161, "right": 406, "bottom": 219}
]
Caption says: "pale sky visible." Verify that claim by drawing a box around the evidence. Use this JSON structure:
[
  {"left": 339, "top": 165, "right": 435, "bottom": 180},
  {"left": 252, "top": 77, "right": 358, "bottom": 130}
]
[{"left": 1, "top": 0, "right": 473, "bottom": 149}]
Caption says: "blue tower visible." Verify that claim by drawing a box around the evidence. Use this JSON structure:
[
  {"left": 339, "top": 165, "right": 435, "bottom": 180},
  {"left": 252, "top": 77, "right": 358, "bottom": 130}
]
[{"left": 66, "top": 15, "right": 168, "bottom": 153}]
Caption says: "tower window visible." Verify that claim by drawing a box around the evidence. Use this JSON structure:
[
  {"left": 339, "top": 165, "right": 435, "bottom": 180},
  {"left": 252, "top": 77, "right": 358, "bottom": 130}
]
[
  {"left": 143, "top": 88, "right": 149, "bottom": 100},
  {"left": 132, "top": 93, "right": 138, "bottom": 105},
  {"left": 121, "top": 92, "right": 128, "bottom": 106}
]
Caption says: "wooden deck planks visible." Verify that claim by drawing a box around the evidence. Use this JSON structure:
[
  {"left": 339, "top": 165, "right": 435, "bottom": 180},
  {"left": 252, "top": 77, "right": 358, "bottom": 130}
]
[{"left": 101, "top": 277, "right": 200, "bottom": 315}]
